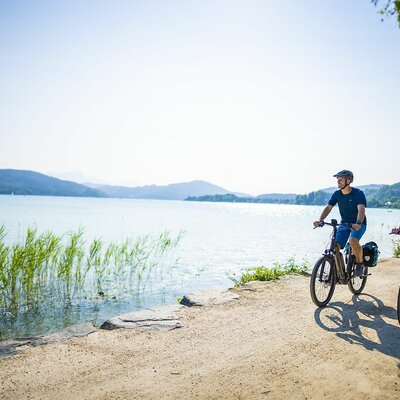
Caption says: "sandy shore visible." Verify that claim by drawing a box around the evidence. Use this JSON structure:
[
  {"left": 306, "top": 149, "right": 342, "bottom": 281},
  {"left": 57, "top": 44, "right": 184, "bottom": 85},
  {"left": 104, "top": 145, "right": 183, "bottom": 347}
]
[{"left": 1, "top": 259, "right": 400, "bottom": 400}]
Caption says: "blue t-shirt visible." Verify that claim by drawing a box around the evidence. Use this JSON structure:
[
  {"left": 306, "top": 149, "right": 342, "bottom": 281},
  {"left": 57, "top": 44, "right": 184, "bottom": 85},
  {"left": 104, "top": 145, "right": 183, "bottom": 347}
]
[{"left": 328, "top": 188, "right": 367, "bottom": 225}]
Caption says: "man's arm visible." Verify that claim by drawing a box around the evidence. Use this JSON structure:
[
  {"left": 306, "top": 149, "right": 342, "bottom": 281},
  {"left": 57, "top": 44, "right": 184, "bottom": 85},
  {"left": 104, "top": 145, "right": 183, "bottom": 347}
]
[
  {"left": 313, "top": 205, "right": 333, "bottom": 227},
  {"left": 352, "top": 204, "right": 366, "bottom": 231}
]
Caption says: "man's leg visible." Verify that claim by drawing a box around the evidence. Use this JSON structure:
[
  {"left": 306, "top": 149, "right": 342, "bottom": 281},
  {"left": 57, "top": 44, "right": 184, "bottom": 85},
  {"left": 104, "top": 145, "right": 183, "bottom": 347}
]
[
  {"left": 349, "top": 237, "right": 363, "bottom": 263},
  {"left": 349, "top": 225, "right": 367, "bottom": 276},
  {"left": 336, "top": 226, "right": 351, "bottom": 250}
]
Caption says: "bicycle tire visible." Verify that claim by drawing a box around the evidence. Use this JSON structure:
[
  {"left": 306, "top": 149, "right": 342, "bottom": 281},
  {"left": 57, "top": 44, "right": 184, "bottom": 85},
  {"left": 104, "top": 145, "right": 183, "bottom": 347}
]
[
  {"left": 397, "top": 287, "right": 400, "bottom": 325},
  {"left": 347, "top": 262, "right": 368, "bottom": 295},
  {"left": 310, "top": 255, "right": 336, "bottom": 307}
]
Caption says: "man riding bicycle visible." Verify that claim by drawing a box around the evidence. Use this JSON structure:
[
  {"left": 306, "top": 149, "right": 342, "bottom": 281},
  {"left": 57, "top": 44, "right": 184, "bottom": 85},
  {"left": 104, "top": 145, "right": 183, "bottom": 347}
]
[{"left": 313, "top": 170, "right": 367, "bottom": 277}]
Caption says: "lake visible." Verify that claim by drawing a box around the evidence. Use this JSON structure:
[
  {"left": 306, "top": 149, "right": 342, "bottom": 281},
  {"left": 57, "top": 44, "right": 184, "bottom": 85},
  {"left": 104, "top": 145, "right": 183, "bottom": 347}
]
[{"left": 1, "top": 195, "right": 399, "bottom": 339}]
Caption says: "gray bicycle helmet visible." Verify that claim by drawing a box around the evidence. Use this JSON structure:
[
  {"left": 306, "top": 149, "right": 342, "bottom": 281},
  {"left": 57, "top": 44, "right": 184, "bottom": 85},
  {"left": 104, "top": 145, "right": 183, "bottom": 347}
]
[{"left": 333, "top": 169, "right": 353, "bottom": 182}]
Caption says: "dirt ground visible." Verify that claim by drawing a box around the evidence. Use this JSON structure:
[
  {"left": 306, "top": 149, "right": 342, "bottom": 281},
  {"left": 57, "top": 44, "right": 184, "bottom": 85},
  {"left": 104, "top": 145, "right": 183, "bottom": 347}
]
[{"left": 1, "top": 259, "right": 399, "bottom": 400}]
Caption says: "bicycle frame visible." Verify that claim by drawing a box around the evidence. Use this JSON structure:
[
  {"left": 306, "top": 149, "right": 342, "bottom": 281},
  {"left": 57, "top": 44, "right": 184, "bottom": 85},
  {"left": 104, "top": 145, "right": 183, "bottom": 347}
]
[{"left": 319, "top": 219, "right": 354, "bottom": 284}]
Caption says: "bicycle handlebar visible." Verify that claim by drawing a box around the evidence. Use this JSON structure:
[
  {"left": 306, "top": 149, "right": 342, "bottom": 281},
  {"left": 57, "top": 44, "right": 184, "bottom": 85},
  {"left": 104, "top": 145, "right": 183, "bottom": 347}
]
[{"left": 315, "top": 219, "right": 353, "bottom": 229}]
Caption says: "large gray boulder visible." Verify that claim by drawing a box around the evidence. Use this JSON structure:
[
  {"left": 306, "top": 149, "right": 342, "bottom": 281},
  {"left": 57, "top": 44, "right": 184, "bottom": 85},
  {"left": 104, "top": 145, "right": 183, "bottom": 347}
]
[{"left": 100, "top": 304, "right": 185, "bottom": 331}]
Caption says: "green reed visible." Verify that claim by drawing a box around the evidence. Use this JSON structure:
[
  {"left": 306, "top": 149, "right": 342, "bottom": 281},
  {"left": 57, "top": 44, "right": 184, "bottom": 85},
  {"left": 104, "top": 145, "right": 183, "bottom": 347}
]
[
  {"left": 393, "top": 240, "right": 400, "bottom": 258},
  {"left": 0, "top": 225, "right": 183, "bottom": 313}
]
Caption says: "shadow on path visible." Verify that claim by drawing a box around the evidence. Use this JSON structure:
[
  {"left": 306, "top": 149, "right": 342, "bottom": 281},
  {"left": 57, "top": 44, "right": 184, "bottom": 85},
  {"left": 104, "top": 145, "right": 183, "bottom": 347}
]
[{"left": 314, "top": 293, "right": 400, "bottom": 371}]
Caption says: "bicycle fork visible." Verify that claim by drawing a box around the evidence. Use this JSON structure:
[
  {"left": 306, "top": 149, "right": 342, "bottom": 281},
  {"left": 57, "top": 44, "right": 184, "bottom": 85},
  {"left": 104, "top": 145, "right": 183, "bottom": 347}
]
[{"left": 318, "top": 255, "right": 335, "bottom": 284}]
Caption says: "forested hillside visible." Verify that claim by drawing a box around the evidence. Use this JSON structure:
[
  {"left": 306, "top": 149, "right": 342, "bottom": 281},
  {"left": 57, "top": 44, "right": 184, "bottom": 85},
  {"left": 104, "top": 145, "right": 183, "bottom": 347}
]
[
  {"left": 187, "top": 183, "right": 400, "bottom": 209},
  {"left": 0, "top": 169, "right": 104, "bottom": 197}
]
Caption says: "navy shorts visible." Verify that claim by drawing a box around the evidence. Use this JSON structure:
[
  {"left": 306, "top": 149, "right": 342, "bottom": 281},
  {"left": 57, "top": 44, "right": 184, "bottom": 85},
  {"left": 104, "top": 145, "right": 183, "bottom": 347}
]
[{"left": 336, "top": 224, "right": 367, "bottom": 249}]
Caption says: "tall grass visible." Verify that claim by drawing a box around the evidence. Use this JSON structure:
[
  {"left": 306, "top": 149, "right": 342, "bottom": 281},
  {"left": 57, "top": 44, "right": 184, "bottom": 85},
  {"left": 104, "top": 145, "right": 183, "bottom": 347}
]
[
  {"left": 0, "top": 226, "right": 183, "bottom": 314},
  {"left": 393, "top": 240, "right": 400, "bottom": 258}
]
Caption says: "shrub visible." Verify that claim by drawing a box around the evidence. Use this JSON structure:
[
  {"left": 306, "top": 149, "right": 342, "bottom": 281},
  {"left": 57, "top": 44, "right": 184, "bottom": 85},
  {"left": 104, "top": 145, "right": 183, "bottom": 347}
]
[{"left": 229, "top": 257, "right": 309, "bottom": 287}]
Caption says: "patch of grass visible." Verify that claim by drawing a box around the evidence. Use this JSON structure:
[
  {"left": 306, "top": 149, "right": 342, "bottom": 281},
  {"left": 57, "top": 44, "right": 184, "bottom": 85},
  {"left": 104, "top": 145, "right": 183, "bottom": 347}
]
[
  {"left": 393, "top": 240, "right": 400, "bottom": 258},
  {"left": 229, "top": 257, "right": 310, "bottom": 287}
]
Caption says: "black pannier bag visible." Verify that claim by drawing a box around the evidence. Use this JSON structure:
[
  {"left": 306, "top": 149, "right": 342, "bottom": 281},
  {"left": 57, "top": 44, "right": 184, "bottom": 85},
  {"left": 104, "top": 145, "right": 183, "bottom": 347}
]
[{"left": 363, "top": 241, "right": 380, "bottom": 267}]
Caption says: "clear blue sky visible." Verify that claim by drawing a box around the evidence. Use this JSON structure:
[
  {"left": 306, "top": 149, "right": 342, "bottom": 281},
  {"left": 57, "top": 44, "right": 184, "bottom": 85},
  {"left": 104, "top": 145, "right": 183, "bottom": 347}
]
[{"left": 1, "top": 0, "right": 399, "bottom": 195}]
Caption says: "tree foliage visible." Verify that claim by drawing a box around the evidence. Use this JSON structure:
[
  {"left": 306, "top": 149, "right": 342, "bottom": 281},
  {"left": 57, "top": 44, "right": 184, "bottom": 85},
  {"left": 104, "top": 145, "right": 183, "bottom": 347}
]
[
  {"left": 365, "top": 182, "right": 400, "bottom": 208},
  {"left": 294, "top": 191, "right": 331, "bottom": 206},
  {"left": 372, "top": 0, "right": 400, "bottom": 26},
  {"left": 186, "top": 182, "right": 400, "bottom": 209}
]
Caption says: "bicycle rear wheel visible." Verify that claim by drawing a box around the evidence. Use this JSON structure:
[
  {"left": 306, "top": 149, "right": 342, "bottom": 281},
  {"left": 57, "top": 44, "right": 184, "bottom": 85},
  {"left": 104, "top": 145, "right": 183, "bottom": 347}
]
[
  {"left": 397, "top": 287, "right": 400, "bottom": 325},
  {"left": 310, "top": 256, "right": 336, "bottom": 307},
  {"left": 347, "top": 261, "right": 368, "bottom": 295}
]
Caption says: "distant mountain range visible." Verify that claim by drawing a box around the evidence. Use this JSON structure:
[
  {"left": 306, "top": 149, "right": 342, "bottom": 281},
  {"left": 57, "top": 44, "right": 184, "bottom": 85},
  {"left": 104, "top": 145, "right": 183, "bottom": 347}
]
[
  {"left": 0, "top": 169, "right": 104, "bottom": 198},
  {"left": 89, "top": 180, "right": 232, "bottom": 200},
  {"left": 0, "top": 169, "right": 398, "bottom": 208},
  {"left": 0, "top": 169, "right": 232, "bottom": 200},
  {"left": 321, "top": 184, "right": 385, "bottom": 193}
]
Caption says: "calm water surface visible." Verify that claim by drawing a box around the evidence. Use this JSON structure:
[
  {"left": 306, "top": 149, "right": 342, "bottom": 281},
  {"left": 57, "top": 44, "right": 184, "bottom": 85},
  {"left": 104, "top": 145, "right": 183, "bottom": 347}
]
[{"left": 1, "top": 195, "right": 399, "bottom": 338}]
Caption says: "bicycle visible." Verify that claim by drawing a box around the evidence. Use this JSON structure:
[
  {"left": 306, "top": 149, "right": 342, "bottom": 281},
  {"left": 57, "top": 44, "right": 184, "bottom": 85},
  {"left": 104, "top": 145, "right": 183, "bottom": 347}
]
[{"left": 310, "top": 219, "right": 369, "bottom": 307}]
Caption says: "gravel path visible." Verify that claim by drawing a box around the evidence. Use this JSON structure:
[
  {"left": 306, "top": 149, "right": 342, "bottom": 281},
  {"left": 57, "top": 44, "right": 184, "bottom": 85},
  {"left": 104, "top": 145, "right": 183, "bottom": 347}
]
[{"left": 1, "top": 259, "right": 399, "bottom": 400}]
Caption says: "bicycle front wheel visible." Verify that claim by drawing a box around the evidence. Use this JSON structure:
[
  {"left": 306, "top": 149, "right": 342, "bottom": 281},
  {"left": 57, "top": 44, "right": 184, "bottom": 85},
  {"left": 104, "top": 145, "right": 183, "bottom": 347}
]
[
  {"left": 348, "top": 262, "right": 368, "bottom": 295},
  {"left": 310, "top": 256, "right": 336, "bottom": 307}
]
